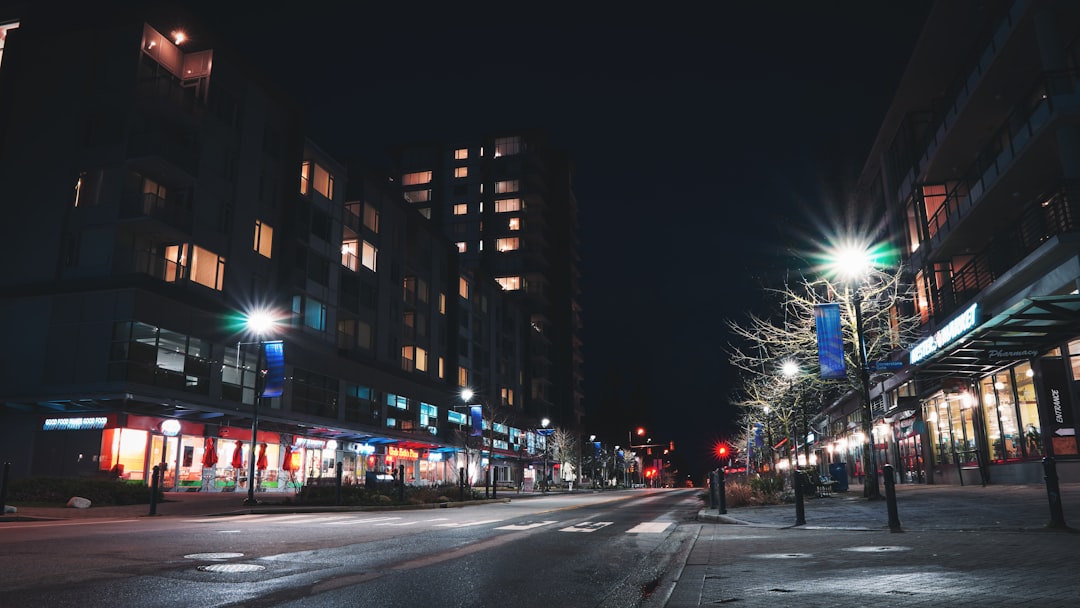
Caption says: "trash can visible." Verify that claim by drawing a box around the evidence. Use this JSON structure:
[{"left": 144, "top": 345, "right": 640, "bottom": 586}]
[{"left": 828, "top": 463, "right": 849, "bottom": 492}]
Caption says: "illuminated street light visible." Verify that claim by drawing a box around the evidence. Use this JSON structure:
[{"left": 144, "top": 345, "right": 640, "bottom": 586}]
[
  {"left": 238, "top": 307, "right": 283, "bottom": 507},
  {"left": 827, "top": 242, "right": 882, "bottom": 500}
]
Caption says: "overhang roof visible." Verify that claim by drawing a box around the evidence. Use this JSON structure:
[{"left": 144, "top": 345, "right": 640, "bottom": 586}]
[{"left": 916, "top": 295, "right": 1080, "bottom": 379}]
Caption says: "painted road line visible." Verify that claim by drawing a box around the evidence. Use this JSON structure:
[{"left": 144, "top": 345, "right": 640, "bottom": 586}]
[
  {"left": 495, "top": 520, "right": 557, "bottom": 531},
  {"left": 626, "top": 522, "right": 672, "bottom": 534},
  {"left": 559, "top": 521, "right": 613, "bottom": 533}
]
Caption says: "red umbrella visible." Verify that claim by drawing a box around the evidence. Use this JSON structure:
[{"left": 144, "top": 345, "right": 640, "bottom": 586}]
[
  {"left": 231, "top": 440, "right": 244, "bottom": 469},
  {"left": 202, "top": 437, "right": 219, "bottom": 467},
  {"left": 281, "top": 445, "right": 296, "bottom": 471},
  {"left": 256, "top": 443, "right": 268, "bottom": 471}
]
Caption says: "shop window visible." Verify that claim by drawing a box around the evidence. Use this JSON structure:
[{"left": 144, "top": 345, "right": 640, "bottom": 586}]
[{"left": 1013, "top": 362, "right": 1043, "bottom": 458}]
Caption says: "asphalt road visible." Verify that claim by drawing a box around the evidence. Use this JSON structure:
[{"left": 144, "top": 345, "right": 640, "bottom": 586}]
[{"left": 0, "top": 488, "right": 702, "bottom": 607}]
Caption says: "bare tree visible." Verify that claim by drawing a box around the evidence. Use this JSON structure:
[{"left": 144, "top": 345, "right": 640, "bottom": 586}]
[
  {"left": 725, "top": 261, "right": 921, "bottom": 496},
  {"left": 547, "top": 427, "right": 578, "bottom": 485}
]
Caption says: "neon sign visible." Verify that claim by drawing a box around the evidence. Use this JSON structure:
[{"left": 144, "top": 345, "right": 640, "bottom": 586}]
[
  {"left": 43, "top": 417, "right": 107, "bottom": 431},
  {"left": 910, "top": 303, "right": 978, "bottom": 364},
  {"left": 387, "top": 446, "right": 419, "bottom": 459}
]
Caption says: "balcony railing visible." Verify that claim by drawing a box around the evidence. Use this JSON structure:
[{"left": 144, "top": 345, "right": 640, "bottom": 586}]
[{"left": 931, "top": 181, "right": 1080, "bottom": 318}]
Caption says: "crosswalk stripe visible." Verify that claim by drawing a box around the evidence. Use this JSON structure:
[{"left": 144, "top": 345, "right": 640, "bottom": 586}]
[
  {"left": 496, "top": 520, "right": 557, "bottom": 531},
  {"left": 434, "top": 519, "right": 503, "bottom": 528},
  {"left": 626, "top": 522, "right": 672, "bottom": 534}
]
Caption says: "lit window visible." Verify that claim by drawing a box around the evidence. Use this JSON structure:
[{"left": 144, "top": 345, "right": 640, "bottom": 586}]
[
  {"left": 342, "top": 239, "right": 359, "bottom": 270},
  {"left": 501, "top": 387, "right": 514, "bottom": 406},
  {"left": 454, "top": 167, "right": 468, "bottom": 178},
  {"left": 300, "top": 160, "right": 334, "bottom": 199},
  {"left": 402, "top": 346, "right": 415, "bottom": 372},
  {"left": 0, "top": 21, "right": 21, "bottom": 70},
  {"left": 458, "top": 367, "right": 469, "bottom": 388},
  {"left": 438, "top": 357, "right": 445, "bottom": 379},
  {"left": 364, "top": 203, "right": 380, "bottom": 233},
  {"left": 456, "top": 242, "right": 467, "bottom": 253},
  {"left": 300, "top": 161, "right": 310, "bottom": 195},
  {"left": 418, "top": 208, "right": 431, "bottom": 219},
  {"left": 416, "top": 347, "right": 428, "bottom": 372},
  {"left": 459, "top": 277, "right": 469, "bottom": 299},
  {"left": 404, "top": 189, "right": 431, "bottom": 203},
  {"left": 402, "top": 171, "right": 433, "bottom": 186},
  {"left": 142, "top": 177, "right": 167, "bottom": 214},
  {"left": 495, "top": 198, "right": 522, "bottom": 213},
  {"left": 454, "top": 148, "right": 469, "bottom": 160},
  {"left": 189, "top": 245, "right": 224, "bottom": 291},
  {"left": 453, "top": 203, "right": 468, "bottom": 215},
  {"left": 361, "top": 241, "right": 377, "bottom": 272},
  {"left": 496, "top": 238, "right": 519, "bottom": 252},
  {"left": 494, "top": 136, "right": 523, "bottom": 157},
  {"left": 508, "top": 217, "right": 521, "bottom": 231},
  {"left": 254, "top": 220, "right": 273, "bottom": 258},
  {"left": 495, "top": 180, "right": 519, "bottom": 194},
  {"left": 496, "top": 276, "right": 522, "bottom": 290},
  {"left": 439, "top": 293, "right": 446, "bottom": 314}
]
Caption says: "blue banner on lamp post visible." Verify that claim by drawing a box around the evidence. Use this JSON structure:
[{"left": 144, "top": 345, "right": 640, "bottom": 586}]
[
  {"left": 470, "top": 405, "right": 484, "bottom": 437},
  {"left": 815, "top": 303, "right": 846, "bottom": 379},
  {"left": 261, "top": 340, "right": 285, "bottom": 397}
]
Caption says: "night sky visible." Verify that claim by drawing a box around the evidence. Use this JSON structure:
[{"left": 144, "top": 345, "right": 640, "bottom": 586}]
[{"left": 186, "top": 1, "right": 935, "bottom": 482}]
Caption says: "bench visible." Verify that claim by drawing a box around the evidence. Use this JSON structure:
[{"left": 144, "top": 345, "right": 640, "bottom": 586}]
[{"left": 815, "top": 476, "right": 837, "bottom": 498}]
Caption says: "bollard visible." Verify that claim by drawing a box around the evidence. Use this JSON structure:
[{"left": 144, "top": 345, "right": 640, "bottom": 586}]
[
  {"left": 149, "top": 465, "right": 160, "bottom": 516},
  {"left": 1043, "top": 457, "right": 1067, "bottom": 529},
  {"left": 883, "top": 463, "right": 902, "bottom": 532},
  {"left": 793, "top": 469, "right": 806, "bottom": 525},
  {"left": 492, "top": 468, "right": 497, "bottom": 500},
  {"left": 459, "top": 467, "right": 466, "bottom": 502},
  {"left": 717, "top": 467, "right": 727, "bottom": 515},
  {"left": 707, "top": 470, "right": 717, "bottom": 509},
  {"left": 335, "top": 461, "right": 343, "bottom": 506},
  {"left": 398, "top": 464, "right": 405, "bottom": 503},
  {"left": 0, "top": 462, "right": 9, "bottom": 516}
]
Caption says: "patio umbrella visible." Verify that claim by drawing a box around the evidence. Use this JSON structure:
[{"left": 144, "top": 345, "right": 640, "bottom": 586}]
[
  {"left": 202, "top": 437, "right": 218, "bottom": 467},
  {"left": 231, "top": 440, "right": 244, "bottom": 469},
  {"left": 281, "top": 445, "right": 296, "bottom": 471},
  {"left": 256, "top": 443, "right": 268, "bottom": 471}
]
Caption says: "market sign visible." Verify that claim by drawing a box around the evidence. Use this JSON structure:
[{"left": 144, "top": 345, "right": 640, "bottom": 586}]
[
  {"left": 910, "top": 303, "right": 978, "bottom": 364},
  {"left": 43, "top": 417, "right": 107, "bottom": 431}
]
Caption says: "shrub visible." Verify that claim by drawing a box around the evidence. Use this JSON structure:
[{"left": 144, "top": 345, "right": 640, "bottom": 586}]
[{"left": 7, "top": 477, "right": 160, "bottom": 506}]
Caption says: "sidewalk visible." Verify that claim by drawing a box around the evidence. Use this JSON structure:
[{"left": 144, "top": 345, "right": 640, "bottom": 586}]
[{"left": 698, "top": 481, "right": 1080, "bottom": 531}]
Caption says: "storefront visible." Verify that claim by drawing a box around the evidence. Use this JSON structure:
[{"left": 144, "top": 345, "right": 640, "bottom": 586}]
[{"left": 912, "top": 297, "right": 1080, "bottom": 485}]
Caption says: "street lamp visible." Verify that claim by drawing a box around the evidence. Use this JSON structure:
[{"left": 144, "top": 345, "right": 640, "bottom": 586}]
[
  {"left": 833, "top": 244, "right": 882, "bottom": 500},
  {"left": 461, "top": 388, "right": 496, "bottom": 498},
  {"left": 539, "top": 418, "right": 551, "bottom": 491},
  {"left": 628, "top": 427, "right": 645, "bottom": 487},
  {"left": 237, "top": 307, "right": 283, "bottom": 507},
  {"left": 782, "top": 360, "right": 811, "bottom": 465}
]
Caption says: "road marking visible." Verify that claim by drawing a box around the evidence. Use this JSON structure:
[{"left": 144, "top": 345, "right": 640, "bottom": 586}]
[
  {"left": 626, "top": 522, "right": 672, "bottom": 534},
  {"left": 496, "top": 520, "right": 557, "bottom": 531},
  {"left": 375, "top": 521, "right": 419, "bottom": 527},
  {"left": 559, "top": 521, "right": 613, "bottom": 532},
  {"left": 434, "top": 519, "right": 503, "bottom": 528},
  {"left": 326, "top": 516, "right": 403, "bottom": 524}
]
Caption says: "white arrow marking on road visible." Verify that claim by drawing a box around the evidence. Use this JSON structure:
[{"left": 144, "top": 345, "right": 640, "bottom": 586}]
[
  {"left": 495, "top": 520, "right": 557, "bottom": 531},
  {"left": 626, "top": 522, "right": 672, "bottom": 534},
  {"left": 559, "top": 521, "right": 613, "bottom": 532}
]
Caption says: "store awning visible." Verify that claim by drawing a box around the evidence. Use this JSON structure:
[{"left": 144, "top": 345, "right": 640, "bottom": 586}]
[{"left": 917, "top": 295, "right": 1080, "bottom": 379}]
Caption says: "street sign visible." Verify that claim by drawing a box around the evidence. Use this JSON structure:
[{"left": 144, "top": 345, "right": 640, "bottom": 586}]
[{"left": 869, "top": 360, "right": 904, "bottom": 371}]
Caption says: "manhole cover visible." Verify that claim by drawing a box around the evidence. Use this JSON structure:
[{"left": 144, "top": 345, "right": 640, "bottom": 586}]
[
  {"left": 197, "top": 563, "right": 265, "bottom": 573},
  {"left": 184, "top": 552, "right": 245, "bottom": 560},
  {"left": 843, "top": 546, "right": 911, "bottom": 553}
]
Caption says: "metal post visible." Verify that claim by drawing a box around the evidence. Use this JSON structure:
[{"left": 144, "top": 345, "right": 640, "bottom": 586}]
[
  {"left": 149, "top": 465, "right": 160, "bottom": 516},
  {"left": 717, "top": 467, "right": 727, "bottom": 515},
  {"left": 459, "top": 466, "right": 466, "bottom": 502},
  {"left": 707, "top": 470, "right": 717, "bottom": 509},
  {"left": 397, "top": 464, "right": 405, "bottom": 503},
  {"left": 244, "top": 343, "right": 262, "bottom": 507},
  {"left": 853, "top": 292, "right": 881, "bottom": 499},
  {"left": 1043, "top": 457, "right": 1067, "bottom": 529},
  {"left": 794, "top": 469, "right": 806, "bottom": 525},
  {"left": 335, "top": 461, "right": 343, "bottom": 506},
  {"left": 883, "top": 463, "right": 902, "bottom": 531},
  {"left": 1, "top": 461, "right": 10, "bottom": 516}
]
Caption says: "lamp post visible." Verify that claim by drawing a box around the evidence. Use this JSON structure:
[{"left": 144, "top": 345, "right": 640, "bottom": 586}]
[
  {"left": 833, "top": 244, "right": 882, "bottom": 500},
  {"left": 237, "top": 308, "right": 283, "bottom": 507},
  {"left": 628, "top": 427, "right": 645, "bottom": 487},
  {"left": 538, "top": 418, "right": 551, "bottom": 491},
  {"left": 461, "top": 388, "right": 495, "bottom": 498}
]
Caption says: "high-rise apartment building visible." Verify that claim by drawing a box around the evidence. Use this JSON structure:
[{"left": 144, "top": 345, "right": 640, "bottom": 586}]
[
  {"left": 822, "top": 0, "right": 1080, "bottom": 486},
  {"left": 393, "top": 134, "right": 585, "bottom": 432},
  {"left": 0, "top": 3, "right": 550, "bottom": 490}
]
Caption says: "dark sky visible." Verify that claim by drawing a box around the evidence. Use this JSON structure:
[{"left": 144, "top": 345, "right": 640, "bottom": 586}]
[{"left": 189, "top": 1, "right": 934, "bottom": 481}]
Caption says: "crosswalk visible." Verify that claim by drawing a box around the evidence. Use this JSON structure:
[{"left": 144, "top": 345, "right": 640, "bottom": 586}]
[{"left": 188, "top": 513, "right": 673, "bottom": 535}]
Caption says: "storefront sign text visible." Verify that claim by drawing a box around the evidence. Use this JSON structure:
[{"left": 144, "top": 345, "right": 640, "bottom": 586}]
[
  {"left": 387, "top": 446, "right": 419, "bottom": 459},
  {"left": 911, "top": 303, "right": 978, "bottom": 364},
  {"left": 43, "top": 417, "right": 107, "bottom": 431}
]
